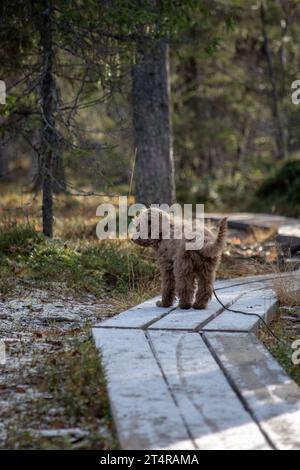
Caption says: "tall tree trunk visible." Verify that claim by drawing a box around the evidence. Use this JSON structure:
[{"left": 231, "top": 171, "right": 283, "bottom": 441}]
[
  {"left": 53, "top": 153, "right": 66, "bottom": 193},
  {"left": 0, "top": 148, "right": 9, "bottom": 180},
  {"left": 260, "top": 0, "right": 287, "bottom": 160},
  {"left": 132, "top": 40, "right": 175, "bottom": 207},
  {"left": 31, "top": 129, "right": 66, "bottom": 194},
  {"left": 40, "top": 0, "right": 56, "bottom": 236}
]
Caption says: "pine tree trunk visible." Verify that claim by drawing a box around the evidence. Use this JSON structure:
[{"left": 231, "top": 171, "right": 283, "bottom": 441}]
[
  {"left": 40, "top": 0, "right": 56, "bottom": 237},
  {"left": 30, "top": 128, "right": 66, "bottom": 194},
  {"left": 132, "top": 41, "right": 175, "bottom": 207},
  {"left": 53, "top": 154, "right": 66, "bottom": 193},
  {"left": 0, "top": 149, "right": 9, "bottom": 180}
]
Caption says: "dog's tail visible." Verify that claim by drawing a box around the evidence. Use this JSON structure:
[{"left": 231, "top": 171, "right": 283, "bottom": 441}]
[
  {"left": 201, "top": 217, "right": 228, "bottom": 257},
  {"left": 215, "top": 217, "right": 228, "bottom": 249}
]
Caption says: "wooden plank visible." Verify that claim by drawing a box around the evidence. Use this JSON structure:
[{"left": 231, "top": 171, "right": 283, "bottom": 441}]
[
  {"left": 148, "top": 299, "right": 221, "bottom": 331},
  {"left": 215, "top": 275, "right": 275, "bottom": 290},
  {"left": 149, "top": 291, "right": 240, "bottom": 330},
  {"left": 215, "top": 270, "right": 300, "bottom": 291},
  {"left": 204, "top": 288, "right": 277, "bottom": 332},
  {"left": 92, "top": 328, "right": 195, "bottom": 450},
  {"left": 206, "top": 212, "right": 299, "bottom": 230},
  {"left": 148, "top": 284, "right": 271, "bottom": 331},
  {"left": 94, "top": 283, "right": 260, "bottom": 332},
  {"left": 94, "top": 296, "right": 175, "bottom": 329},
  {"left": 94, "top": 271, "right": 300, "bottom": 331},
  {"left": 148, "top": 331, "right": 270, "bottom": 450},
  {"left": 205, "top": 332, "right": 300, "bottom": 450}
]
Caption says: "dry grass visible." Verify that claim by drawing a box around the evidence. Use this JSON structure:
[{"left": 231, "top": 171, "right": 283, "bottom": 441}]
[
  {"left": 273, "top": 272, "right": 300, "bottom": 307},
  {"left": 112, "top": 277, "right": 160, "bottom": 313},
  {"left": 248, "top": 226, "right": 278, "bottom": 245},
  {"left": 218, "top": 255, "right": 274, "bottom": 279},
  {"left": 0, "top": 186, "right": 122, "bottom": 239},
  {"left": 217, "top": 225, "right": 280, "bottom": 279}
]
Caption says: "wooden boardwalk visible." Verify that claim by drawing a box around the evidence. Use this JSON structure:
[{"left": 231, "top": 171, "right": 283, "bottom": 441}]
[
  {"left": 206, "top": 212, "right": 300, "bottom": 253},
  {"left": 93, "top": 270, "right": 300, "bottom": 450}
]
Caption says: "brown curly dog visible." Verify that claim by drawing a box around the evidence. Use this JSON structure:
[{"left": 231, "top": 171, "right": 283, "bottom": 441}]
[{"left": 132, "top": 208, "right": 227, "bottom": 310}]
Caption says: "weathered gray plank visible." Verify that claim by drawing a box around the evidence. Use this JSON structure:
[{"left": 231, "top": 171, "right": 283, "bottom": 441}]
[
  {"left": 205, "top": 332, "right": 300, "bottom": 450},
  {"left": 148, "top": 300, "right": 221, "bottom": 331},
  {"left": 148, "top": 330, "right": 270, "bottom": 450},
  {"left": 94, "top": 296, "right": 175, "bottom": 329},
  {"left": 148, "top": 290, "right": 239, "bottom": 331},
  {"left": 149, "top": 284, "right": 276, "bottom": 331},
  {"left": 94, "top": 271, "right": 300, "bottom": 331},
  {"left": 204, "top": 288, "right": 277, "bottom": 332},
  {"left": 206, "top": 212, "right": 300, "bottom": 230},
  {"left": 92, "top": 328, "right": 195, "bottom": 450},
  {"left": 215, "top": 275, "right": 275, "bottom": 290},
  {"left": 207, "top": 211, "right": 300, "bottom": 253},
  {"left": 215, "top": 269, "right": 300, "bottom": 291}
]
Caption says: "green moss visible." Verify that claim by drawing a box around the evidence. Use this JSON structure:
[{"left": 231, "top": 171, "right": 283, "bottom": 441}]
[
  {"left": 269, "top": 343, "right": 300, "bottom": 387},
  {"left": 43, "top": 338, "right": 112, "bottom": 422},
  {"left": 0, "top": 223, "right": 39, "bottom": 255},
  {"left": 261, "top": 309, "right": 300, "bottom": 388},
  {"left": 0, "top": 224, "right": 158, "bottom": 297}
]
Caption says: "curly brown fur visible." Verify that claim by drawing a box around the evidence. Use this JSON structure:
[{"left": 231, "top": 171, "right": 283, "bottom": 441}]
[{"left": 132, "top": 208, "right": 227, "bottom": 310}]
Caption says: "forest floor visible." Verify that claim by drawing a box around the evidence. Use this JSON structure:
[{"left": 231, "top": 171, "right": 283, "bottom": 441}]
[
  {"left": 0, "top": 286, "right": 116, "bottom": 449},
  {"left": 0, "top": 186, "right": 299, "bottom": 448}
]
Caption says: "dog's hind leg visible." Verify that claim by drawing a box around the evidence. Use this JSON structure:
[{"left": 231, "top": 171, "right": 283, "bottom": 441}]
[
  {"left": 156, "top": 267, "right": 176, "bottom": 308},
  {"left": 174, "top": 256, "right": 195, "bottom": 309},
  {"left": 193, "top": 266, "right": 215, "bottom": 309}
]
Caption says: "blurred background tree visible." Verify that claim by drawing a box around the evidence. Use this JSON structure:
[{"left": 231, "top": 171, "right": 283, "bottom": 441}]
[{"left": 173, "top": 0, "right": 300, "bottom": 214}]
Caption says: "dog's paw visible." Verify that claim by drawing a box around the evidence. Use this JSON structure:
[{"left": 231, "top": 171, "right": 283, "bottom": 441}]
[
  {"left": 156, "top": 300, "right": 173, "bottom": 308},
  {"left": 192, "top": 302, "right": 207, "bottom": 310},
  {"left": 179, "top": 303, "right": 192, "bottom": 310}
]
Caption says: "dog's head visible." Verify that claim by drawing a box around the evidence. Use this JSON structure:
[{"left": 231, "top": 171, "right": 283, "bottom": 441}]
[{"left": 131, "top": 208, "right": 172, "bottom": 247}]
